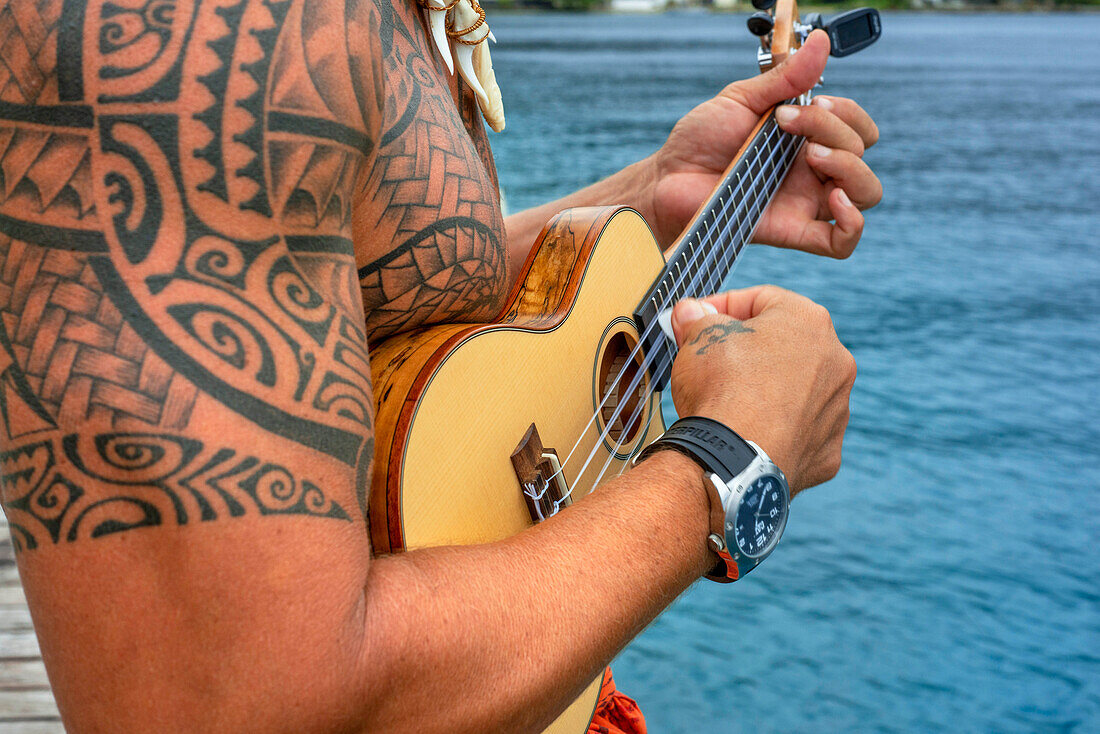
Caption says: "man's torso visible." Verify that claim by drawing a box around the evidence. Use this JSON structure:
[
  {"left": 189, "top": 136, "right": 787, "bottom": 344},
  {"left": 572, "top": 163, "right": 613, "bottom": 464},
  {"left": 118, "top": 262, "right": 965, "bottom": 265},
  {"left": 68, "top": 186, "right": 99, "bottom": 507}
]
[{"left": 353, "top": 0, "right": 508, "bottom": 340}]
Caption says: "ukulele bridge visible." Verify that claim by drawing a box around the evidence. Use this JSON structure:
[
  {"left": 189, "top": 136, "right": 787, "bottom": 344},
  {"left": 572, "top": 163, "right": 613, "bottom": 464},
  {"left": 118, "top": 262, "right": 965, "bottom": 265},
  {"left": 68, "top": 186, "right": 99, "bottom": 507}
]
[{"left": 511, "top": 424, "right": 573, "bottom": 523}]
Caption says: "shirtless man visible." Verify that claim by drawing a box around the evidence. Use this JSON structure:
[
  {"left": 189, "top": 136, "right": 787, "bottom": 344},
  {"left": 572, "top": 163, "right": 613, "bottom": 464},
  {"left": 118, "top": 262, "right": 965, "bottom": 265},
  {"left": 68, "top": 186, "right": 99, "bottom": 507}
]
[{"left": 0, "top": 0, "right": 880, "bottom": 730}]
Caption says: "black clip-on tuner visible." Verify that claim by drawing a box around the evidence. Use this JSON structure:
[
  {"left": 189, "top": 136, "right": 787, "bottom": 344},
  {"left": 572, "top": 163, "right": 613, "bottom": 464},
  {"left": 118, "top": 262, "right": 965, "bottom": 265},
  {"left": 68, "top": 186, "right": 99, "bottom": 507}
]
[
  {"left": 802, "top": 8, "right": 882, "bottom": 58},
  {"left": 747, "top": 0, "right": 882, "bottom": 60}
]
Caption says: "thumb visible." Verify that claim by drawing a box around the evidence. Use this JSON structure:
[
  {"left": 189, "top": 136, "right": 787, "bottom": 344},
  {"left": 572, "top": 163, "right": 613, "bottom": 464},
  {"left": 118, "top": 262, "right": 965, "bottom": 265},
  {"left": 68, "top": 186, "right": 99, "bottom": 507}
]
[
  {"left": 722, "top": 29, "right": 830, "bottom": 115},
  {"left": 671, "top": 298, "right": 719, "bottom": 346}
]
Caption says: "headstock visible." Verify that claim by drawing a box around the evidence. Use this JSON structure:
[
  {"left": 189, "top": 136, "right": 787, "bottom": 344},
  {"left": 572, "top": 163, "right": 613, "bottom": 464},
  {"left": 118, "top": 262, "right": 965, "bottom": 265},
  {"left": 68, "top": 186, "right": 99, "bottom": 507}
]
[
  {"left": 748, "top": 0, "right": 882, "bottom": 73},
  {"left": 747, "top": 0, "right": 804, "bottom": 73}
]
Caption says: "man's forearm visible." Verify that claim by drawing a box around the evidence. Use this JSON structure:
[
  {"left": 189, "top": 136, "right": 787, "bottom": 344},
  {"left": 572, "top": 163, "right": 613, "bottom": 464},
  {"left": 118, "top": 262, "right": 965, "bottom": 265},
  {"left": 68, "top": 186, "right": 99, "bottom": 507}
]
[
  {"left": 503, "top": 156, "right": 660, "bottom": 282},
  {"left": 353, "top": 450, "right": 711, "bottom": 734}
]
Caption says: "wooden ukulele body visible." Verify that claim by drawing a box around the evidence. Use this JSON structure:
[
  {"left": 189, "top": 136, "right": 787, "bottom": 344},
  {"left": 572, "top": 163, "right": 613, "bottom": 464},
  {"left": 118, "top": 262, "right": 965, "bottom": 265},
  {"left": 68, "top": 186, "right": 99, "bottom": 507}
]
[{"left": 369, "top": 206, "right": 668, "bottom": 733}]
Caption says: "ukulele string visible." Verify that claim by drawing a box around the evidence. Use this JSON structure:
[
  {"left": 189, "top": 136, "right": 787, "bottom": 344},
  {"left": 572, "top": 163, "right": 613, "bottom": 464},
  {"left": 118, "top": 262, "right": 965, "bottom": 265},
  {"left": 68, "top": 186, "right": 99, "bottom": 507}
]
[
  {"left": 580, "top": 133, "right": 805, "bottom": 497},
  {"left": 550, "top": 119, "right": 798, "bottom": 500},
  {"left": 599, "top": 136, "right": 805, "bottom": 488},
  {"left": 544, "top": 117, "right": 795, "bottom": 493},
  {"left": 558, "top": 127, "right": 804, "bottom": 504},
  {"left": 591, "top": 142, "right": 805, "bottom": 495}
]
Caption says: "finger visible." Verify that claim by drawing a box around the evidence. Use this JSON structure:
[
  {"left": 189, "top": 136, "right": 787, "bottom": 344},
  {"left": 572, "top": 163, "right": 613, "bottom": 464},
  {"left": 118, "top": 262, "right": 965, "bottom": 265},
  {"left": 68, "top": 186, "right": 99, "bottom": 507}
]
[
  {"left": 797, "top": 189, "right": 865, "bottom": 259},
  {"left": 826, "top": 188, "right": 864, "bottom": 258},
  {"left": 812, "top": 96, "right": 879, "bottom": 149},
  {"left": 670, "top": 298, "right": 719, "bottom": 346},
  {"left": 775, "top": 104, "right": 865, "bottom": 157},
  {"left": 697, "top": 284, "right": 798, "bottom": 321},
  {"left": 721, "top": 30, "right": 829, "bottom": 115},
  {"left": 670, "top": 289, "right": 770, "bottom": 345},
  {"left": 804, "top": 145, "right": 883, "bottom": 209}
]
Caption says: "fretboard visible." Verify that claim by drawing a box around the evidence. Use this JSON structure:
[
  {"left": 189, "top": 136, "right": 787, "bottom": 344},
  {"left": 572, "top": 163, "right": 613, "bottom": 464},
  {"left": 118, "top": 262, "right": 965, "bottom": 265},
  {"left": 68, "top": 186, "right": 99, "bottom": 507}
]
[{"left": 634, "top": 100, "right": 806, "bottom": 388}]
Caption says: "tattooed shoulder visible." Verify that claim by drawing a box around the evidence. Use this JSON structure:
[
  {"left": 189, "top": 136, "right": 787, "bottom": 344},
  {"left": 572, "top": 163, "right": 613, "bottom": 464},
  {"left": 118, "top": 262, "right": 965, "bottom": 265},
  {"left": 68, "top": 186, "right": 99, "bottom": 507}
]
[{"left": 0, "top": 0, "right": 388, "bottom": 550}]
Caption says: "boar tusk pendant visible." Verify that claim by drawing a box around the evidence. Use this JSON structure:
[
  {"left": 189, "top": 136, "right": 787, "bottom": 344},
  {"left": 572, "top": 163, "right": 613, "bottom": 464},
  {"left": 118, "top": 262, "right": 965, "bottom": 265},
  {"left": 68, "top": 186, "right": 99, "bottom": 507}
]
[{"left": 418, "top": 0, "right": 505, "bottom": 132}]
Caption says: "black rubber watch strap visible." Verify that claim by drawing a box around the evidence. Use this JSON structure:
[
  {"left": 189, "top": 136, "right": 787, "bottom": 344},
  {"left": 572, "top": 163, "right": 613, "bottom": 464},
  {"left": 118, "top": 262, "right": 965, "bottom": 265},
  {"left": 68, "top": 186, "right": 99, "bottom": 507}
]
[
  {"left": 655, "top": 417, "right": 756, "bottom": 482},
  {"left": 634, "top": 417, "right": 760, "bottom": 584}
]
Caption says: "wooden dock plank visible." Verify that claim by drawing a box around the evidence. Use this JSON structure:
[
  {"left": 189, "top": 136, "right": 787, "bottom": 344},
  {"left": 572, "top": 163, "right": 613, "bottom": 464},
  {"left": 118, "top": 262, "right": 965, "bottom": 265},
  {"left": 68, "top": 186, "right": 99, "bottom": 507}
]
[
  {"left": 0, "top": 723, "right": 65, "bottom": 734},
  {"left": 0, "top": 610, "right": 31, "bottom": 633},
  {"left": 0, "top": 588, "right": 26, "bottom": 609},
  {"left": 0, "top": 518, "right": 60, "bottom": 728},
  {"left": 0, "top": 633, "right": 43, "bottom": 661},
  {"left": 0, "top": 568, "right": 19, "bottom": 589},
  {"left": 0, "top": 515, "right": 61, "bottom": 728},
  {"left": 0, "top": 522, "right": 11, "bottom": 566},
  {"left": 0, "top": 659, "right": 50, "bottom": 690},
  {"left": 0, "top": 690, "right": 61, "bottom": 720}
]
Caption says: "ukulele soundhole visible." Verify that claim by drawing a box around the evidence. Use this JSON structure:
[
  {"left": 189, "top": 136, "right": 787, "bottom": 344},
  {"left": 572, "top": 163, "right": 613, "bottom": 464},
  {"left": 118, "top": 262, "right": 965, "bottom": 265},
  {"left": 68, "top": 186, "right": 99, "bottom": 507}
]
[{"left": 596, "top": 329, "right": 650, "bottom": 448}]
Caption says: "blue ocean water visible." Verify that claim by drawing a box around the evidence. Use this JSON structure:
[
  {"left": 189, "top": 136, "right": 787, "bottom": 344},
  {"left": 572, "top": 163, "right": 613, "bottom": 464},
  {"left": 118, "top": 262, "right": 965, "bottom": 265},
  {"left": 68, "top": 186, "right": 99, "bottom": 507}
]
[{"left": 490, "top": 12, "right": 1100, "bottom": 732}]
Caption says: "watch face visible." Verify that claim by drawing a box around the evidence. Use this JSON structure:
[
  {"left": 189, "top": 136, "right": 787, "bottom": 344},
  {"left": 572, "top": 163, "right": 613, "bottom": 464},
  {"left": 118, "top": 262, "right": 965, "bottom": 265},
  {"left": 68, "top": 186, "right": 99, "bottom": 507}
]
[{"left": 733, "top": 475, "right": 788, "bottom": 558}]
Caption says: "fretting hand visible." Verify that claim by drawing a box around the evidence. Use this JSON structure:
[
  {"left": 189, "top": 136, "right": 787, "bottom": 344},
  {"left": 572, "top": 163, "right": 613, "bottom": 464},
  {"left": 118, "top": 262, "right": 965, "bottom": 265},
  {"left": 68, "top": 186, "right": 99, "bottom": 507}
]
[{"left": 643, "top": 30, "right": 882, "bottom": 258}]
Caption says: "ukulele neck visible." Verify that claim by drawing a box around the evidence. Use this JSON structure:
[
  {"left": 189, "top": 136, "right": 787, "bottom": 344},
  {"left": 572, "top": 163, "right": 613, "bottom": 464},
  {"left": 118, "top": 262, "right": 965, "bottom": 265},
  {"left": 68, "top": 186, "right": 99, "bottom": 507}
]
[{"left": 633, "top": 97, "right": 808, "bottom": 389}]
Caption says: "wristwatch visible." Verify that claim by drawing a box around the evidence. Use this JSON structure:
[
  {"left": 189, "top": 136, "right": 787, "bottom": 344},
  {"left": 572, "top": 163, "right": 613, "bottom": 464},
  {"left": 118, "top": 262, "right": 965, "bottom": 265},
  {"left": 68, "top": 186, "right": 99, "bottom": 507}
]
[{"left": 633, "top": 416, "right": 790, "bottom": 583}]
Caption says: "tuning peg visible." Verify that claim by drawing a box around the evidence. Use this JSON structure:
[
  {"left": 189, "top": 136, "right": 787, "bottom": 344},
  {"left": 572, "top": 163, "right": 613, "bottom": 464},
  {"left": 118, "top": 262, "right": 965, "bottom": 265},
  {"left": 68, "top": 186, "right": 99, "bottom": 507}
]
[
  {"left": 747, "top": 12, "right": 774, "bottom": 37},
  {"left": 751, "top": 0, "right": 776, "bottom": 9}
]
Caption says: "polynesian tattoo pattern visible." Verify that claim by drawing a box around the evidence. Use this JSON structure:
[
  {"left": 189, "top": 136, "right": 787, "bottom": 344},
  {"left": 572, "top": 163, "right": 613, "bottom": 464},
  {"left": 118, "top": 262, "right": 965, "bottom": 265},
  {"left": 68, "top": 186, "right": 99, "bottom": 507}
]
[
  {"left": 356, "top": 0, "right": 506, "bottom": 339},
  {"left": 0, "top": 0, "right": 506, "bottom": 550},
  {"left": 3, "top": 432, "right": 349, "bottom": 552}
]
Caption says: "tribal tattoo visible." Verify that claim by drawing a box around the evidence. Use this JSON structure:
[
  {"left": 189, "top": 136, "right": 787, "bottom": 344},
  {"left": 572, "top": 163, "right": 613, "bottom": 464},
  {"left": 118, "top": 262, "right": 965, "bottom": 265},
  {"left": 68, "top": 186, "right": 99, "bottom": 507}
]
[
  {"left": 0, "top": 0, "right": 506, "bottom": 550},
  {"left": 689, "top": 321, "right": 756, "bottom": 355},
  {"left": 354, "top": 0, "right": 507, "bottom": 340},
  {"left": 2, "top": 432, "right": 349, "bottom": 553}
]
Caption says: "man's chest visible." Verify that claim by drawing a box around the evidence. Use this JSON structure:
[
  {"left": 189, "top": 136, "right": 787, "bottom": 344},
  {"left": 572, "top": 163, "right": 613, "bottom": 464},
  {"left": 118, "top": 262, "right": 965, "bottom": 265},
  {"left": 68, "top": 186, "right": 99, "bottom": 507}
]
[{"left": 353, "top": 0, "right": 508, "bottom": 340}]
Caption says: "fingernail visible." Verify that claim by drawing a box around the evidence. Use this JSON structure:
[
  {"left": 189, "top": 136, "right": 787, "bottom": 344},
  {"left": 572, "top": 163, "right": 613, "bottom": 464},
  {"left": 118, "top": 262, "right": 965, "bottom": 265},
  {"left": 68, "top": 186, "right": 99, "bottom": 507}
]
[
  {"left": 775, "top": 106, "right": 798, "bottom": 124},
  {"left": 837, "top": 188, "right": 852, "bottom": 207},
  {"left": 808, "top": 143, "right": 831, "bottom": 158},
  {"left": 813, "top": 96, "right": 834, "bottom": 112},
  {"left": 700, "top": 302, "right": 718, "bottom": 315},
  {"left": 673, "top": 298, "right": 706, "bottom": 326}
]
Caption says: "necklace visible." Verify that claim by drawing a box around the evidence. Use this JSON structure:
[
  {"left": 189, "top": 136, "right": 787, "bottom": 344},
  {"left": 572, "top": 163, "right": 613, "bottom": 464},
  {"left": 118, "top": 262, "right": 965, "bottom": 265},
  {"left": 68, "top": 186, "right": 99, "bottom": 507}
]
[{"left": 417, "top": 0, "right": 505, "bottom": 132}]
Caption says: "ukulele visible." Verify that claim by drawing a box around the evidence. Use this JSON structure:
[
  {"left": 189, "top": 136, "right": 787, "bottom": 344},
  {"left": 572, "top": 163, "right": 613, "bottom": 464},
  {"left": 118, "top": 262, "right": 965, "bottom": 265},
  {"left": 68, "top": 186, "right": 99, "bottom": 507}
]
[{"left": 368, "top": 2, "right": 880, "bottom": 730}]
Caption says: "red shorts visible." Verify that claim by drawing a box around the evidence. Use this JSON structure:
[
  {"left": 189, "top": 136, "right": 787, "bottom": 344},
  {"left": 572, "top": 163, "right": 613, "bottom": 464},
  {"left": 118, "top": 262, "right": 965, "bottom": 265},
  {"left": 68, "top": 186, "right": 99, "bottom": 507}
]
[{"left": 587, "top": 667, "right": 646, "bottom": 734}]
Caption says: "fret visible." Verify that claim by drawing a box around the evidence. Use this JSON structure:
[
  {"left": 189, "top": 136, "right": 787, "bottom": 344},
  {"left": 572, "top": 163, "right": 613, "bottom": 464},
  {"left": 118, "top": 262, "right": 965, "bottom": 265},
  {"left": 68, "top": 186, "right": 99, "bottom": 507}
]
[{"left": 747, "top": 143, "right": 764, "bottom": 183}]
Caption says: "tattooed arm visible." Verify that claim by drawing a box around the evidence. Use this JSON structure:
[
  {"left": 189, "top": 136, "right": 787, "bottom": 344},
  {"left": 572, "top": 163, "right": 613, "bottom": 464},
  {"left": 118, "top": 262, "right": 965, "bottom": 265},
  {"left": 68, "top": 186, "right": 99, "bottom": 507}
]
[{"left": 0, "top": 0, "right": 385, "bottom": 729}]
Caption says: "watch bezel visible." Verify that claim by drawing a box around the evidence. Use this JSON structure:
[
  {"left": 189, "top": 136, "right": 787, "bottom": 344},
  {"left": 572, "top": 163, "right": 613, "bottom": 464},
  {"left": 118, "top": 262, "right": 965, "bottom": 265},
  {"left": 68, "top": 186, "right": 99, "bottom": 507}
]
[{"left": 717, "top": 455, "right": 789, "bottom": 573}]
